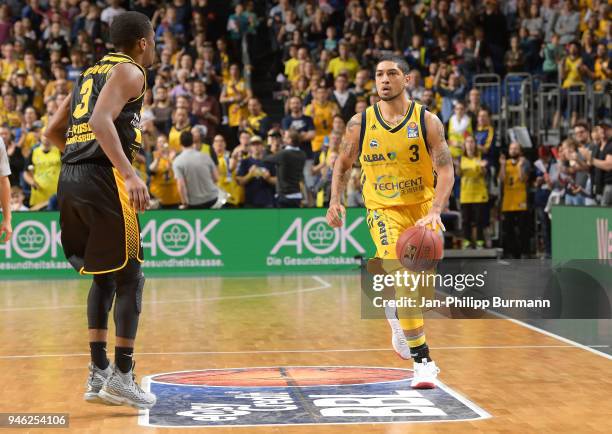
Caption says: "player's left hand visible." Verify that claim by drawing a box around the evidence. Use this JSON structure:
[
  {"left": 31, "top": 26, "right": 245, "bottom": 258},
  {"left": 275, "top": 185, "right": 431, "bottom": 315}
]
[{"left": 416, "top": 210, "right": 446, "bottom": 232}]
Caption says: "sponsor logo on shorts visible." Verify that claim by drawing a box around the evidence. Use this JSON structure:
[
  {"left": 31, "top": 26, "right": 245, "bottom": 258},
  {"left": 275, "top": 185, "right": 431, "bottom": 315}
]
[
  {"left": 140, "top": 366, "right": 490, "bottom": 427},
  {"left": 377, "top": 219, "right": 389, "bottom": 246}
]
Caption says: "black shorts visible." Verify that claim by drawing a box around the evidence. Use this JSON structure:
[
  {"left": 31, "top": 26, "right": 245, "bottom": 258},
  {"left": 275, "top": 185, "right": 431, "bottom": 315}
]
[{"left": 57, "top": 162, "right": 143, "bottom": 274}]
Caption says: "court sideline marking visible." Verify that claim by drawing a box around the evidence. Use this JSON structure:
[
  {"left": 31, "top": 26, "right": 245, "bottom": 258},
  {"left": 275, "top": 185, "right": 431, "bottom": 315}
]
[
  {"left": 0, "top": 344, "right": 608, "bottom": 360},
  {"left": 1, "top": 275, "right": 610, "bottom": 361},
  {"left": 0, "top": 275, "right": 333, "bottom": 312},
  {"left": 506, "top": 318, "right": 612, "bottom": 361}
]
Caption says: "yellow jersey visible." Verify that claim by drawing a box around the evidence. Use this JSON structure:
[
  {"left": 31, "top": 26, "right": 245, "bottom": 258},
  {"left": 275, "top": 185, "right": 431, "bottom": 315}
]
[
  {"left": 501, "top": 159, "right": 528, "bottom": 212},
  {"left": 149, "top": 154, "right": 181, "bottom": 206},
  {"left": 224, "top": 79, "right": 248, "bottom": 127},
  {"left": 459, "top": 155, "right": 488, "bottom": 204},
  {"left": 29, "top": 146, "right": 61, "bottom": 207},
  {"left": 326, "top": 57, "right": 359, "bottom": 81},
  {"left": 217, "top": 155, "right": 244, "bottom": 206},
  {"left": 168, "top": 124, "right": 191, "bottom": 153},
  {"left": 562, "top": 57, "right": 584, "bottom": 89},
  {"left": 284, "top": 58, "right": 300, "bottom": 82},
  {"left": 304, "top": 101, "right": 336, "bottom": 152},
  {"left": 359, "top": 101, "right": 435, "bottom": 210}
]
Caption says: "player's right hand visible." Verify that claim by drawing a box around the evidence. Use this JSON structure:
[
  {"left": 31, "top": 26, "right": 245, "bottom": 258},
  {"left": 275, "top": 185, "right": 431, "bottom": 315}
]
[
  {"left": 327, "top": 202, "right": 345, "bottom": 228},
  {"left": 125, "top": 173, "right": 150, "bottom": 213}
]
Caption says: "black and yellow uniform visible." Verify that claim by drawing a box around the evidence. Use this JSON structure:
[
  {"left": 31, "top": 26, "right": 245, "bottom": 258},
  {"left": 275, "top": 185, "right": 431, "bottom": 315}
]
[
  {"left": 359, "top": 101, "right": 436, "bottom": 259},
  {"left": 501, "top": 159, "right": 527, "bottom": 212},
  {"left": 58, "top": 52, "right": 146, "bottom": 274}
]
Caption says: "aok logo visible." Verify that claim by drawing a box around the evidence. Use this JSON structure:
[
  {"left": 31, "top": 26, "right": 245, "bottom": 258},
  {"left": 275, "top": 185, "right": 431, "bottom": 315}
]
[
  {"left": 141, "top": 218, "right": 221, "bottom": 257},
  {"left": 0, "top": 220, "right": 62, "bottom": 259},
  {"left": 271, "top": 217, "right": 365, "bottom": 255}
]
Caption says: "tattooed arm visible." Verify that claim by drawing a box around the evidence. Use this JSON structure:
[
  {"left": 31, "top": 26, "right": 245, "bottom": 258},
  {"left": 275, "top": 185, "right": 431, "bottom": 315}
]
[
  {"left": 415, "top": 111, "right": 455, "bottom": 231},
  {"left": 326, "top": 112, "right": 362, "bottom": 227}
]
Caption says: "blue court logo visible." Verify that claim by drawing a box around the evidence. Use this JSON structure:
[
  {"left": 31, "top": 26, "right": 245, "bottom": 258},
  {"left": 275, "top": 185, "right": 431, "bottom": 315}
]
[{"left": 139, "top": 366, "right": 490, "bottom": 427}]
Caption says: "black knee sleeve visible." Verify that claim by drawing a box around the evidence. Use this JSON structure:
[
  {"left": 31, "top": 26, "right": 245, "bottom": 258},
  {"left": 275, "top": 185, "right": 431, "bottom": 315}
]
[
  {"left": 87, "top": 273, "right": 116, "bottom": 330},
  {"left": 113, "top": 260, "right": 145, "bottom": 339}
]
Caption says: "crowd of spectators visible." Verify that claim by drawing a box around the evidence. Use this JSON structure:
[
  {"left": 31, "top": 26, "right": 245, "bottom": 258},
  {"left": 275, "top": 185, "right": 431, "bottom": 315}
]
[{"left": 0, "top": 0, "right": 610, "bottom": 258}]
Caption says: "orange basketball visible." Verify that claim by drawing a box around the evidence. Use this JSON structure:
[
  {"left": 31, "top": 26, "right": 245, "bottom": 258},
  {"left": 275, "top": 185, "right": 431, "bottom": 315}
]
[{"left": 396, "top": 225, "right": 443, "bottom": 271}]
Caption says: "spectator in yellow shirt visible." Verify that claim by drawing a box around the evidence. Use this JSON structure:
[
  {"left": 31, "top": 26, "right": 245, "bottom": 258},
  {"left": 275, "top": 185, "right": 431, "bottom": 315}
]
[
  {"left": 213, "top": 134, "right": 244, "bottom": 206},
  {"left": 220, "top": 64, "right": 251, "bottom": 146},
  {"left": 285, "top": 46, "right": 309, "bottom": 83},
  {"left": 0, "top": 93, "right": 21, "bottom": 130},
  {"left": 43, "top": 65, "right": 73, "bottom": 102},
  {"left": 192, "top": 125, "right": 211, "bottom": 156},
  {"left": 0, "top": 42, "right": 24, "bottom": 82},
  {"left": 23, "top": 138, "right": 61, "bottom": 209},
  {"left": 149, "top": 136, "right": 181, "bottom": 208},
  {"left": 243, "top": 97, "right": 270, "bottom": 138},
  {"left": 17, "top": 108, "right": 41, "bottom": 158},
  {"left": 304, "top": 87, "right": 339, "bottom": 154},
  {"left": 457, "top": 136, "right": 489, "bottom": 249},
  {"left": 326, "top": 40, "right": 360, "bottom": 81},
  {"left": 168, "top": 107, "right": 192, "bottom": 153}
]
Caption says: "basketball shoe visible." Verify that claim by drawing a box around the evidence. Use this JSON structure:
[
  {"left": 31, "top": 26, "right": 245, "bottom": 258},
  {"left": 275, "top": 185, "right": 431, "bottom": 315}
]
[
  {"left": 385, "top": 305, "right": 412, "bottom": 359},
  {"left": 84, "top": 363, "right": 114, "bottom": 404},
  {"left": 98, "top": 362, "right": 156, "bottom": 409},
  {"left": 411, "top": 359, "right": 440, "bottom": 389}
]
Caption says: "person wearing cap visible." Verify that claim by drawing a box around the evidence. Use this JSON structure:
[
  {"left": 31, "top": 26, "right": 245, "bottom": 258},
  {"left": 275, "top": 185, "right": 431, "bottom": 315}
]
[
  {"left": 581, "top": 120, "right": 612, "bottom": 206},
  {"left": 236, "top": 135, "right": 277, "bottom": 208},
  {"left": 13, "top": 69, "right": 34, "bottom": 109},
  {"left": 326, "top": 39, "right": 360, "bottom": 81}
]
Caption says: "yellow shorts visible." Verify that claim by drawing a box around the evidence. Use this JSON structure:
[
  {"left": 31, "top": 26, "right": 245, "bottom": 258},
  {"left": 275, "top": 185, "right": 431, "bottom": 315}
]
[{"left": 366, "top": 202, "right": 432, "bottom": 259}]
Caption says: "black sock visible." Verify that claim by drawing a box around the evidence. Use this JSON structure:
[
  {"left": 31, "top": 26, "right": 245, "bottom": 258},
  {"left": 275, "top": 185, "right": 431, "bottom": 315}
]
[
  {"left": 410, "top": 343, "right": 432, "bottom": 362},
  {"left": 89, "top": 341, "right": 109, "bottom": 370},
  {"left": 115, "top": 346, "right": 134, "bottom": 373}
]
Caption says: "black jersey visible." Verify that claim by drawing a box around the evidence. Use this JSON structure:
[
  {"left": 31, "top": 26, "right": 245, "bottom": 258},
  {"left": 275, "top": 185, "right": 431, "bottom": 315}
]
[{"left": 62, "top": 52, "right": 146, "bottom": 165}]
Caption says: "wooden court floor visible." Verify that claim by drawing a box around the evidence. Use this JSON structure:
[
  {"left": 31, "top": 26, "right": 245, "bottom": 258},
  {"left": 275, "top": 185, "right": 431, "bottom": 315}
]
[{"left": 0, "top": 274, "right": 611, "bottom": 433}]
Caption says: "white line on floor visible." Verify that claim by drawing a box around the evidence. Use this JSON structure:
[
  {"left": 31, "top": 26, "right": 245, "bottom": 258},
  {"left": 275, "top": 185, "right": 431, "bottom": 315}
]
[
  {"left": 0, "top": 275, "right": 333, "bottom": 312},
  {"left": 0, "top": 344, "right": 608, "bottom": 360},
  {"left": 506, "top": 318, "right": 612, "bottom": 361}
]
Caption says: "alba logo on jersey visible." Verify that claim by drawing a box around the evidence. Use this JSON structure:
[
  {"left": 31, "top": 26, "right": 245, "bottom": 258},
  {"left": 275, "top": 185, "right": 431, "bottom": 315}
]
[{"left": 363, "top": 153, "right": 386, "bottom": 163}]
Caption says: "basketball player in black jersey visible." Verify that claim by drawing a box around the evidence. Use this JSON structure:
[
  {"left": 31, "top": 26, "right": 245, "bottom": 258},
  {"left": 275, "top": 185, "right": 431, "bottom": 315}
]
[{"left": 44, "top": 12, "right": 157, "bottom": 409}]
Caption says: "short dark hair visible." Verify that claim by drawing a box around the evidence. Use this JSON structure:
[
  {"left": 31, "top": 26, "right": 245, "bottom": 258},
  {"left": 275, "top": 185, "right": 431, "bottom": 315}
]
[
  {"left": 574, "top": 120, "right": 590, "bottom": 132},
  {"left": 110, "top": 12, "right": 153, "bottom": 50},
  {"left": 376, "top": 54, "right": 410, "bottom": 75},
  {"left": 286, "top": 128, "right": 300, "bottom": 146},
  {"left": 180, "top": 131, "right": 194, "bottom": 147}
]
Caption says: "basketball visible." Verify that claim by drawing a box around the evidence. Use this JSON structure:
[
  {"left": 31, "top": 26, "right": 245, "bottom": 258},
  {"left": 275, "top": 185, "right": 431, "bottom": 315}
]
[{"left": 396, "top": 225, "right": 443, "bottom": 271}]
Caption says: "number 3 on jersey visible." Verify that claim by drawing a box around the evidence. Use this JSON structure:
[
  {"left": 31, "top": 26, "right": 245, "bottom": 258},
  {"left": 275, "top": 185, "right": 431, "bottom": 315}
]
[{"left": 73, "top": 78, "right": 93, "bottom": 119}]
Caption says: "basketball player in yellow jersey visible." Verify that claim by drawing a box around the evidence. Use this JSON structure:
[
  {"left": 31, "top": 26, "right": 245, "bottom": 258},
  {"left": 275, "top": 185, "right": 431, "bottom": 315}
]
[{"left": 327, "top": 55, "right": 454, "bottom": 389}]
